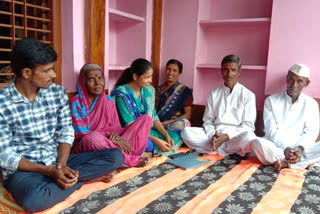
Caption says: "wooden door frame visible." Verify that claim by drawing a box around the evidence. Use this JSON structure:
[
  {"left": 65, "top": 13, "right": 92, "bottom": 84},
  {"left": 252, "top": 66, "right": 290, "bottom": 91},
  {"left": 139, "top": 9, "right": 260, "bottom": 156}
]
[
  {"left": 151, "top": 0, "right": 163, "bottom": 87},
  {"left": 53, "top": 0, "right": 62, "bottom": 85},
  {"left": 89, "top": 0, "right": 105, "bottom": 68}
]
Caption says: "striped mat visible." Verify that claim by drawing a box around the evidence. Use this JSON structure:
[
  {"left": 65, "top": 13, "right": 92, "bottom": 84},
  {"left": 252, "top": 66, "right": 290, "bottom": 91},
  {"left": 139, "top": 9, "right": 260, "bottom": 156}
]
[{"left": 1, "top": 148, "right": 320, "bottom": 214}]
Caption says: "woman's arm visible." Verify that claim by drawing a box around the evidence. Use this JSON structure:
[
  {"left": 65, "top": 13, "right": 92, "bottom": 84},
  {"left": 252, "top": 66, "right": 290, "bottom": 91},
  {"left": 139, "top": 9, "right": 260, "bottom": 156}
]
[
  {"left": 154, "top": 120, "right": 174, "bottom": 146},
  {"left": 162, "top": 105, "right": 192, "bottom": 126},
  {"left": 180, "top": 105, "right": 192, "bottom": 120}
]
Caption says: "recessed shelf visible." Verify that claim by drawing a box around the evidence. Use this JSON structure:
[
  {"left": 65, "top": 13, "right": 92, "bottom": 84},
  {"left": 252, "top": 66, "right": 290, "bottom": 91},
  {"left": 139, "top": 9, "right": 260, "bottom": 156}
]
[
  {"left": 196, "top": 64, "right": 267, "bottom": 70},
  {"left": 107, "top": 1, "right": 151, "bottom": 93},
  {"left": 108, "top": 65, "right": 129, "bottom": 70},
  {"left": 0, "top": 73, "right": 15, "bottom": 76},
  {"left": 0, "top": 83, "right": 10, "bottom": 89},
  {"left": 109, "top": 8, "right": 145, "bottom": 23},
  {"left": 199, "top": 18, "right": 271, "bottom": 26}
]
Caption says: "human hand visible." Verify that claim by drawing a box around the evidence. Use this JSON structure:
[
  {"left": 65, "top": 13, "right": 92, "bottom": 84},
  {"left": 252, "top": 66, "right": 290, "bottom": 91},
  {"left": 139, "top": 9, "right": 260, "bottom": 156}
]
[
  {"left": 211, "top": 130, "right": 229, "bottom": 151},
  {"left": 165, "top": 134, "right": 175, "bottom": 147},
  {"left": 108, "top": 132, "right": 121, "bottom": 142},
  {"left": 114, "top": 139, "right": 132, "bottom": 154},
  {"left": 154, "top": 138, "right": 172, "bottom": 152},
  {"left": 284, "top": 147, "right": 302, "bottom": 164},
  {"left": 49, "top": 165, "right": 79, "bottom": 189},
  {"left": 162, "top": 119, "right": 175, "bottom": 126}
]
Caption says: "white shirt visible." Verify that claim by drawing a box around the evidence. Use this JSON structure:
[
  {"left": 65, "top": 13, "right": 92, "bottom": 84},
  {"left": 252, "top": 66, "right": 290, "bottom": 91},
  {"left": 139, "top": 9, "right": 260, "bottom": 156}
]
[
  {"left": 264, "top": 91, "right": 319, "bottom": 151},
  {"left": 203, "top": 83, "right": 256, "bottom": 140}
]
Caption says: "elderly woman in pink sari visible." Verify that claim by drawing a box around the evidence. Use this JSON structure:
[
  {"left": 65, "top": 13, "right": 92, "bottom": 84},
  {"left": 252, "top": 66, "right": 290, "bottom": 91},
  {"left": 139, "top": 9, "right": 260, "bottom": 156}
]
[{"left": 70, "top": 64, "right": 153, "bottom": 167}]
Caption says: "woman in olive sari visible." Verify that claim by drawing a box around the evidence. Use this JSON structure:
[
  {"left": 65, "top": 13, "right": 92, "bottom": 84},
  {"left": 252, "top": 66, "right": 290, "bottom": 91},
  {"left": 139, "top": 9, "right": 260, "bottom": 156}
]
[{"left": 155, "top": 59, "right": 193, "bottom": 130}]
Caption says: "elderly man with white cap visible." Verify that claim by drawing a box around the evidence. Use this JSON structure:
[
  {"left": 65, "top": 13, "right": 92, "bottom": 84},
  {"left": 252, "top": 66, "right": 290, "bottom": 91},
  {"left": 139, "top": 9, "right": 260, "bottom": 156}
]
[{"left": 250, "top": 63, "right": 320, "bottom": 171}]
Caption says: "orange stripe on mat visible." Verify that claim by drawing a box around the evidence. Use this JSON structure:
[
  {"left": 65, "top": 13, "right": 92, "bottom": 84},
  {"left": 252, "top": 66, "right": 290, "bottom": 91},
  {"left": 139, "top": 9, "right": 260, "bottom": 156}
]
[
  {"left": 97, "top": 155, "right": 223, "bottom": 214},
  {"left": 176, "top": 158, "right": 261, "bottom": 214},
  {"left": 37, "top": 156, "right": 170, "bottom": 214},
  {"left": 0, "top": 184, "right": 24, "bottom": 213},
  {"left": 251, "top": 168, "right": 305, "bottom": 214}
]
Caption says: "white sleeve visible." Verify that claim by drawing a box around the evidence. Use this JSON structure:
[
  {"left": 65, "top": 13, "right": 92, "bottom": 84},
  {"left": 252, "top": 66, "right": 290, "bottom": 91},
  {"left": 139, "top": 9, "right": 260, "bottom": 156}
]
[
  {"left": 203, "top": 92, "right": 216, "bottom": 140},
  {"left": 263, "top": 97, "right": 291, "bottom": 150},
  {"left": 294, "top": 100, "right": 319, "bottom": 151}
]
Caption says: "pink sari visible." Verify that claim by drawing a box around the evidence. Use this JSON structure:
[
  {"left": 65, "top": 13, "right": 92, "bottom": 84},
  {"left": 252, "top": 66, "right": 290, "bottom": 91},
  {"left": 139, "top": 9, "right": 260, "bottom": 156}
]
[{"left": 70, "top": 67, "right": 152, "bottom": 166}]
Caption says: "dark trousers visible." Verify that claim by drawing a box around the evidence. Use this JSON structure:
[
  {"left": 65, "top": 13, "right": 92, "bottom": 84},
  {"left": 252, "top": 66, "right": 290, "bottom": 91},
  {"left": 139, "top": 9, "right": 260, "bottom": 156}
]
[{"left": 4, "top": 148, "right": 123, "bottom": 213}]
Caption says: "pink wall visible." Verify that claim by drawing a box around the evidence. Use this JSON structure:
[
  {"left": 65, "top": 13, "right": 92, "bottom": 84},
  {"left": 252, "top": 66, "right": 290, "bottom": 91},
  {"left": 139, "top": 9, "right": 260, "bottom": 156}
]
[
  {"left": 105, "top": 0, "right": 153, "bottom": 92},
  {"left": 145, "top": 1, "right": 153, "bottom": 60},
  {"left": 199, "top": 0, "right": 272, "bottom": 20},
  {"left": 61, "top": 0, "right": 320, "bottom": 99},
  {"left": 106, "top": 0, "right": 152, "bottom": 67},
  {"left": 61, "top": 0, "right": 86, "bottom": 92},
  {"left": 266, "top": 0, "right": 320, "bottom": 97},
  {"left": 195, "top": 23, "right": 270, "bottom": 66},
  {"left": 159, "top": 0, "right": 198, "bottom": 87}
]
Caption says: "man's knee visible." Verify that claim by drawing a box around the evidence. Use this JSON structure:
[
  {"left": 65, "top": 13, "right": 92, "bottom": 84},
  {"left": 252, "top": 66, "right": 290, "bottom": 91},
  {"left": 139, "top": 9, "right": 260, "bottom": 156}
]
[
  {"left": 99, "top": 148, "right": 124, "bottom": 168},
  {"left": 17, "top": 184, "right": 80, "bottom": 213},
  {"left": 238, "top": 131, "right": 256, "bottom": 142},
  {"left": 110, "top": 148, "right": 124, "bottom": 163},
  {"left": 20, "top": 191, "right": 51, "bottom": 213},
  {"left": 251, "top": 138, "right": 262, "bottom": 150},
  {"left": 180, "top": 128, "right": 187, "bottom": 138},
  {"left": 181, "top": 127, "right": 192, "bottom": 140},
  {"left": 5, "top": 173, "right": 56, "bottom": 212}
]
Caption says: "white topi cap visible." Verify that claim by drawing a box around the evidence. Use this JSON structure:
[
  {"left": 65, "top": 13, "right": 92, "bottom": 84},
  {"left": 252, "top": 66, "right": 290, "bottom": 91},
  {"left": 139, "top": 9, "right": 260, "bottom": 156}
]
[{"left": 289, "top": 64, "right": 310, "bottom": 78}]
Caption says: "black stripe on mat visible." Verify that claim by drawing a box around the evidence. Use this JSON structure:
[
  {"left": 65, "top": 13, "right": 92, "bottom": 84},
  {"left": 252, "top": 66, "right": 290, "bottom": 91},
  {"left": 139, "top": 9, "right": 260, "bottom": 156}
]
[
  {"left": 212, "top": 165, "right": 279, "bottom": 214},
  {"left": 137, "top": 156, "right": 241, "bottom": 214},
  {"left": 60, "top": 163, "right": 177, "bottom": 214},
  {"left": 290, "top": 166, "right": 320, "bottom": 214}
]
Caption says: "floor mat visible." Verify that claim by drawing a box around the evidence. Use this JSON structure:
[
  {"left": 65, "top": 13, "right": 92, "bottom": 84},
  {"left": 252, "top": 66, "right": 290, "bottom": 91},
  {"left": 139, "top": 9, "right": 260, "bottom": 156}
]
[{"left": 0, "top": 148, "right": 318, "bottom": 214}]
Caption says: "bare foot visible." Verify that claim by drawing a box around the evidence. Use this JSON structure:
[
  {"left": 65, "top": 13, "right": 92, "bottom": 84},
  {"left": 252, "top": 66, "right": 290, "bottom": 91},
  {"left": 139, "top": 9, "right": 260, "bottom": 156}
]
[
  {"left": 85, "top": 172, "right": 115, "bottom": 184},
  {"left": 142, "top": 152, "right": 153, "bottom": 159},
  {"left": 135, "top": 157, "right": 149, "bottom": 168},
  {"left": 306, "top": 163, "right": 315, "bottom": 170},
  {"left": 274, "top": 160, "right": 288, "bottom": 172},
  {"left": 112, "top": 169, "right": 120, "bottom": 175}
]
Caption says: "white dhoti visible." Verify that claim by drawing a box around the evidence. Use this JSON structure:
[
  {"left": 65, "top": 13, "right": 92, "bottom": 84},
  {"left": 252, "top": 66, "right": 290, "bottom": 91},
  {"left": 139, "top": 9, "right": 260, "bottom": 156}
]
[
  {"left": 182, "top": 127, "right": 320, "bottom": 169},
  {"left": 252, "top": 137, "right": 320, "bottom": 169},
  {"left": 181, "top": 127, "right": 256, "bottom": 156}
]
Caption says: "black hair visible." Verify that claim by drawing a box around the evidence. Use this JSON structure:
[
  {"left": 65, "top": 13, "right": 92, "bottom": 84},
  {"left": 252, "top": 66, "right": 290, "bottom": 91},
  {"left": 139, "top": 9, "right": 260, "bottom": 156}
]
[
  {"left": 221, "top": 54, "right": 242, "bottom": 69},
  {"left": 11, "top": 38, "right": 57, "bottom": 77},
  {"left": 166, "top": 59, "right": 183, "bottom": 73},
  {"left": 115, "top": 58, "right": 153, "bottom": 86}
]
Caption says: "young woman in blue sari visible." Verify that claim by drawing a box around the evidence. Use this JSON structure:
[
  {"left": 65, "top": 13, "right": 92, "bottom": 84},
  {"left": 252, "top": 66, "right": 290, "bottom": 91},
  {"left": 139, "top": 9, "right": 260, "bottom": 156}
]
[
  {"left": 111, "top": 58, "right": 182, "bottom": 156},
  {"left": 155, "top": 59, "right": 193, "bottom": 130}
]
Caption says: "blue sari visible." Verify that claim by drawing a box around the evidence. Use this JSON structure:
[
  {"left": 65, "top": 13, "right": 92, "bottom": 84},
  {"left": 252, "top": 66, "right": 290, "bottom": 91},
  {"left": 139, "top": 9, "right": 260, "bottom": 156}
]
[
  {"left": 111, "top": 84, "right": 183, "bottom": 156},
  {"left": 155, "top": 81, "right": 193, "bottom": 130}
]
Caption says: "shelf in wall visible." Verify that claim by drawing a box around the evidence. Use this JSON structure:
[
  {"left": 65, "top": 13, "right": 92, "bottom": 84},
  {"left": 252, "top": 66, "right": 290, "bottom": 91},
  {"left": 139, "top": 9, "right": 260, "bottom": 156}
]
[
  {"left": 0, "top": 73, "right": 14, "bottom": 76},
  {"left": 0, "top": 83, "right": 10, "bottom": 89},
  {"left": 108, "top": 65, "right": 129, "bottom": 70},
  {"left": 199, "top": 17, "right": 271, "bottom": 26},
  {"left": 196, "top": 64, "right": 267, "bottom": 70},
  {"left": 109, "top": 8, "right": 145, "bottom": 23}
]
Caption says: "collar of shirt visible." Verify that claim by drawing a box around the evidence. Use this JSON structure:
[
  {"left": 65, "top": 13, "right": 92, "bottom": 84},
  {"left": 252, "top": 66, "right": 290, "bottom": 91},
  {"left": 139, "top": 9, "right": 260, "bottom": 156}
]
[
  {"left": 222, "top": 82, "right": 239, "bottom": 96},
  {"left": 284, "top": 90, "right": 303, "bottom": 105},
  {"left": 9, "top": 81, "right": 46, "bottom": 103}
]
